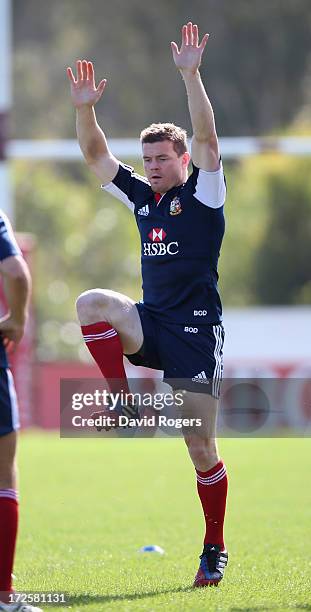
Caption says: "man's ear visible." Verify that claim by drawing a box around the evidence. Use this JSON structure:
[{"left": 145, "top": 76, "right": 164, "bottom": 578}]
[{"left": 182, "top": 151, "right": 191, "bottom": 168}]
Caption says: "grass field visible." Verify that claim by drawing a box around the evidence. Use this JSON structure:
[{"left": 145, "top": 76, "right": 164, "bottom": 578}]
[{"left": 14, "top": 432, "right": 311, "bottom": 611}]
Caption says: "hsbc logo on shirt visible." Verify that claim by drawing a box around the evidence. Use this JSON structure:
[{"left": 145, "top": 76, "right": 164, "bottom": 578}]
[
  {"left": 148, "top": 228, "right": 167, "bottom": 242},
  {"left": 143, "top": 228, "right": 179, "bottom": 256}
]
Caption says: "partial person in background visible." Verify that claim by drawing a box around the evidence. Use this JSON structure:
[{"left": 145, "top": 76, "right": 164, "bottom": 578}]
[{"left": 0, "top": 210, "right": 42, "bottom": 612}]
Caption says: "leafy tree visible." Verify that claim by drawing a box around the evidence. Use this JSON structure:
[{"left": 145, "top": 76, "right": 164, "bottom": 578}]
[
  {"left": 252, "top": 157, "right": 311, "bottom": 304},
  {"left": 219, "top": 156, "right": 311, "bottom": 306},
  {"left": 12, "top": 0, "right": 311, "bottom": 138}
]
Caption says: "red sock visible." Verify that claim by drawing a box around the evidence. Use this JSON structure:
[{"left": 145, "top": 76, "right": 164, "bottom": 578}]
[
  {"left": 196, "top": 460, "right": 228, "bottom": 550},
  {"left": 0, "top": 490, "right": 19, "bottom": 602},
  {"left": 81, "top": 321, "right": 130, "bottom": 393}
]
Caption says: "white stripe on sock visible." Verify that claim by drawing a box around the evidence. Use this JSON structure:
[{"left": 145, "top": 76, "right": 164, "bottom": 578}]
[
  {"left": 83, "top": 329, "right": 117, "bottom": 340},
  {"left": 197, "top": 473, "right": 226, "bottom": 486},
  {"left": 196, "top": 465, "right": 226, "bottom": 482},
  {"left": 0, "top": 489, "right": 18, "bottom": 501},
  {"left": 196, "top": 466, "right": 226, "bottom": 486},
  {"left": 83, "top": 331, "right": 118, "bottom": 343},
  {"left": 196, "top": 470, "right": 226, "bottom": 485}
]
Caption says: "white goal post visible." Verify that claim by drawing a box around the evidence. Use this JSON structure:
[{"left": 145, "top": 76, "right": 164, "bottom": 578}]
[{"left": 8, "top": 137, "right": 311, "bottom": 161}]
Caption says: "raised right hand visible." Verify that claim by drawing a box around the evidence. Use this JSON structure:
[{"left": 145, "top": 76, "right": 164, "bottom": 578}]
[{"left": 67, "top": 60, "right": 107, "bottom": 108}]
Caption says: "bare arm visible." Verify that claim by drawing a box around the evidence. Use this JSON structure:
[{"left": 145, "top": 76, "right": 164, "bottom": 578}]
[
  {"left": 171, "top": 22, "right": 220, "bottom": 171},
  {"left": 0, "top": 256, "right": 31, "bottom": 350},
  {"left": 67, "top": 60, "right": 119, "bottom": 184}
]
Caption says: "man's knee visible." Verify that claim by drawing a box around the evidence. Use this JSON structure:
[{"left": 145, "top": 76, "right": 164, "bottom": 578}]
[
  {"left": 76, "top": 289, "right": 115, "bottom": 325},
  {"left": 184, "top": 434, "right": 218, "bottom": 470}
]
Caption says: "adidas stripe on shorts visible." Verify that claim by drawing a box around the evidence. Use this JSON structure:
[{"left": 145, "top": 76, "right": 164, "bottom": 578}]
[
  {"left": 0, "top": 368, "right": 20, "bottom": 437},
  {"left": 125, "top": 303, "right": 225, "bottom": 398}
]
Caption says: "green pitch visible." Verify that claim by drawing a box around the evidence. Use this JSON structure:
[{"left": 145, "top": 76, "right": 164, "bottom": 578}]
[{"left": 15, "top": 433, "right": 311, "bottom": 611}]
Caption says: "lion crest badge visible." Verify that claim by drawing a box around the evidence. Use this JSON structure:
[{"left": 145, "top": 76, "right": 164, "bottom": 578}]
[{"left": 169, "top": 196, "right": 182, "bottom": 216}]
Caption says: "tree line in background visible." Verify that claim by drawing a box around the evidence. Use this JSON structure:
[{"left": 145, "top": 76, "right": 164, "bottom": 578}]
[
  {"left": 13, "top": 0, "right": 311, "bottom": 138},
  {"left": 11, "top": 0, "right": 311, "bottom": 358}
]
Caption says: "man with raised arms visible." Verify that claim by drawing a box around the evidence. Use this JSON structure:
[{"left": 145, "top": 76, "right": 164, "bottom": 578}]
[{"left": 67, "top": 22, "right": 228, "bottom": 587}]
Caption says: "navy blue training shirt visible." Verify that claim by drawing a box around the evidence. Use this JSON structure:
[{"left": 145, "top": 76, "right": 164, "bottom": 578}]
[
  {"left": 0, "top": 211, "right": 22, "bottom": 367},
  {"left": 103, "top": 161, "right": 226, "bottom": 324}
]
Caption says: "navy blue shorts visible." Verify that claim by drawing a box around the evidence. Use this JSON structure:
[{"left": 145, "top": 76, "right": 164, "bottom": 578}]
[
  {"left": 125, "top": 303, "right": 225, "bottom": 398},
  {"left": 0, "top": 368, "right": 20, "bottom": 437}
]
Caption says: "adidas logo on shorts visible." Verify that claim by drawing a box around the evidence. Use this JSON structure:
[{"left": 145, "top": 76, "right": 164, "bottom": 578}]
[
  {"left": 192, "top": 371, "right": 210, "bottom": 384},
  {"left": 138, "top": 205, "right": 150, "bottom": 216}
]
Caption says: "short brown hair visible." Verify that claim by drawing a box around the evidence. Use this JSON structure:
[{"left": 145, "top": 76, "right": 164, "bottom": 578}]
[{"left": 140, "top": 122, "right": 188, "bottom": 157}]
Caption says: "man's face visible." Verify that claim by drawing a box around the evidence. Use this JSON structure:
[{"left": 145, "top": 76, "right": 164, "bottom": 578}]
[{"left": 142, "top": 140, "right": 190, "bottom": 194}]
